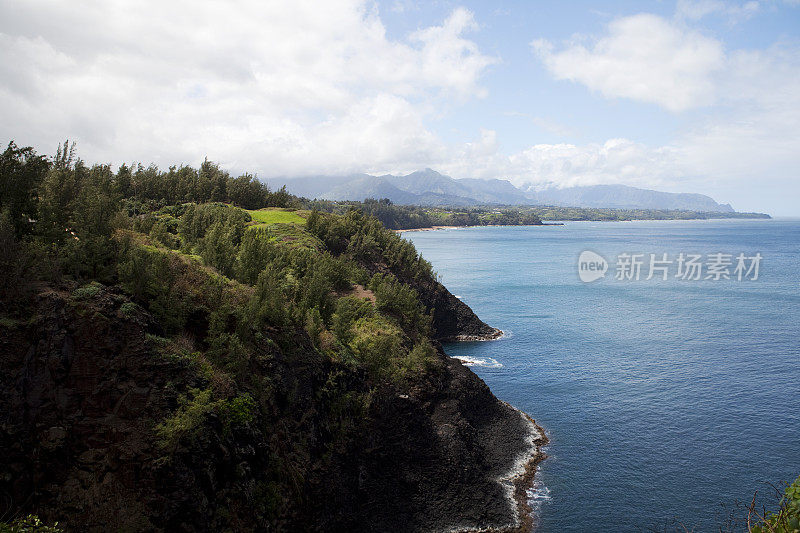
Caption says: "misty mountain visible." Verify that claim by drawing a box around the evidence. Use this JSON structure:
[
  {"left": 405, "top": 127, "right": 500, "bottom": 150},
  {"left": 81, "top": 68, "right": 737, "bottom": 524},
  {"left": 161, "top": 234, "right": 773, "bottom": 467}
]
[
  {"left": 274, "top": 170, "right": 735, "bottom": 212},
  {"left": 274, "top": 169, "right": 532, "bottom": 206},
  {"left": 528, "top": 184, "right": 734, "bottom": 213}
]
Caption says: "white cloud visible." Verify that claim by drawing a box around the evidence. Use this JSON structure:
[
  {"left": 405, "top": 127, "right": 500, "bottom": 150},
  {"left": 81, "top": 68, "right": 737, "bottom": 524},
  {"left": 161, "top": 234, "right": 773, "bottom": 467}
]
[
  {"left": 532, "top": 13, "right": 725, "bottom": 111},
  {"left": 441, "top": 134, "right": 679, "bottom": 191},
  {"left": 0, "top": 0, "right": 494, "bottom": 175},
  {"left": 526, "top": 11, "right": 800, "bottom": 213}
]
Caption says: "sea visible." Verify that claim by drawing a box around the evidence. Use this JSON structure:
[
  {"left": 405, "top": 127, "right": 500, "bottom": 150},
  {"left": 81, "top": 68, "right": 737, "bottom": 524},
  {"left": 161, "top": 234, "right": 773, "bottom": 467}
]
[{"left": 403, "top": 219, "right": 800, "bottom": 532}]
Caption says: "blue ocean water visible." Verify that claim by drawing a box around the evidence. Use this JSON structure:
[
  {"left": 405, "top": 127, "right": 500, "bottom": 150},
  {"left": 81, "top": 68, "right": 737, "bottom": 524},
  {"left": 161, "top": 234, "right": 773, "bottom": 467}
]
[{"left": 404, "top": 219, "right": 800, "bottom": 532}]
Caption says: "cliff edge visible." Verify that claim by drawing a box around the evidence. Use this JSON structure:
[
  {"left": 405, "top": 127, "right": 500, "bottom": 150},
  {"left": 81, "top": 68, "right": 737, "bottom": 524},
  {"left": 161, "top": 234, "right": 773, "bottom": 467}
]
[{"left": 1, "top": 281, "right": 544, "bottom": 532}]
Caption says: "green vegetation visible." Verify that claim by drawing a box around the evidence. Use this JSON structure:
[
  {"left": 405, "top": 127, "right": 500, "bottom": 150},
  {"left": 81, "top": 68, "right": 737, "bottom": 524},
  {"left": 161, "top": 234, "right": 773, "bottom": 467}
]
[
  {"left": 0, "top": 515, "right": 62, "bottom": 533},
  {"left": 0, "top": 139, "right": 443, "bottom": 474},
  {"left": 246, "top": 207, "right": 307, "bottom": 225},
  {"left": 309, "top": 199, "right": 544, "bottom": 229},
  {"left": 529, "top": 204, "right": 771, "bottom": 222},
  {"left": 750, "top": 475, "right": 800, "bottom": 533},
  {"left": 0, "top": 138, "right": 783, "bottom": 530},
  {"left": 71, "top": 281, "right": 102, "bottom": 300}
]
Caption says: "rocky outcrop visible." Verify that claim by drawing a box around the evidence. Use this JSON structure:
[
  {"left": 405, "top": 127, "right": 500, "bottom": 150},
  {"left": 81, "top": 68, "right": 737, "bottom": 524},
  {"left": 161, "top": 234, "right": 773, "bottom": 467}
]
[
  {"left": 0, "top": 284, "right": 542, "bottom": 531},
  {"left": 413, "top": 279, "right": 502, "bottom": 342}
]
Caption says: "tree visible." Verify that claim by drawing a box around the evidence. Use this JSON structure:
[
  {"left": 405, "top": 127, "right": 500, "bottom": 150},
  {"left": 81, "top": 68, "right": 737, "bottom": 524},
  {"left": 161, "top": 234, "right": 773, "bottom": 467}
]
[
  {"left": 37, "top": 141, "right": 80, "bottom": 242},
  {"left": 199, "top": 221, "right": 237, "bottom": 277},
  {"left": 0, "top": 141, "right": 49, "bottom": 236}
]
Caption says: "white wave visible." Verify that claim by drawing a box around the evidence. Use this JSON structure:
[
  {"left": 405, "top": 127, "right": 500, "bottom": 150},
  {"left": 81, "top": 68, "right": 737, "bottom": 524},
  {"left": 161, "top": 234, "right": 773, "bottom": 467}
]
[
  {"left": 527, "top": 479, "right": 551, "bottom": 502},
  {"left": 452, "top": 355, "right": 503, "bottom": 368}
]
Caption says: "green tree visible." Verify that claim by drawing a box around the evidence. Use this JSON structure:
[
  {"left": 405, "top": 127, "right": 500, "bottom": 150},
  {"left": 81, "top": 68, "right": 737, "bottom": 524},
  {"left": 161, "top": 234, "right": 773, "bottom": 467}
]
[
  {"left": 0, "top": 141, "right": 49, "bottom": 236},
  {"left": 199, "top": 221, "right": 237, "bottom": 277}
]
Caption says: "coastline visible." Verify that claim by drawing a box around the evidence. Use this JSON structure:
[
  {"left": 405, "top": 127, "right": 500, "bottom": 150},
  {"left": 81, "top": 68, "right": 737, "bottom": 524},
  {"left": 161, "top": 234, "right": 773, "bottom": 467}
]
[
  {"left": 395, "top": 223, "right": 561, "bottom": 234},
  {"left": 446, "top": 328, "right": 549, "bottom": 533},
  {"left": 507, "top": 414, "right": 549, "bottom": 533},
  {"left": 446, "top": 326, "right": 505, "bottom": 342},
  {"left": 447, "top": 410, "right": 549, "bottom": 533}
]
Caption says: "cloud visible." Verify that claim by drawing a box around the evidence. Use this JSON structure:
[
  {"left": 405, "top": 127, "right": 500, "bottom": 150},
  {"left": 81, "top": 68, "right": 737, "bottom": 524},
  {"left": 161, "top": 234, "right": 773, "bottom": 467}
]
[
  {"left": 440, "top": 134, "right": 679, "bottom": 190},
  {"left": 0, "top": 0, "right": 495, "bottom": 175},
  {"left": 675, "top": 0, "right": 760, "bottom": 22},
  {"left": 526, "top": 11, "right": 800, "bottom": 213},
  {"left": 532, "top": 14, "right": 725, "bottom": 111}
]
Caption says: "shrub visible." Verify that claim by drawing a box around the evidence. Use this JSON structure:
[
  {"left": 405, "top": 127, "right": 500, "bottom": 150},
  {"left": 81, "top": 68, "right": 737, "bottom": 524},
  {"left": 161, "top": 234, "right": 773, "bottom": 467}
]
[
  {"left": 0, "top": 515, "right": 62, "bottom": 533},
  {"left": 368, "top": 273, "right": 430, "bottom": 336},
  {"left": 751, "top": 475, "right": 800, "bottom": 533},
  {"left": 331, "top": 296, "right": 375, "bottom": 346},
  {"left": 119, "top": 301, "right": 139, "bottom": 318},
  {"left": 71, "top": 281, "right": 102, "bottom": 300},
  {"left": 347, "top": 316, "right": 405, "bottom": 380},
  {"left": 221, "top": 393, "right": 256, "bottom": 429},
  {"left": 155, "top": 388, "right": 217, "bottom": 451},
  {"left": 198, "top": 221, "right": 237, "bottom": 277}
]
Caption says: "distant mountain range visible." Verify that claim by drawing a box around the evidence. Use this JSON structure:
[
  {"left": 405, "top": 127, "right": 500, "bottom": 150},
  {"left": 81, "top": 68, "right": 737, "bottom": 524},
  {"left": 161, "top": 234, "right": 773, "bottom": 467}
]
[{"left": 273, "top": 169, "right": 735, "bottom": 213}]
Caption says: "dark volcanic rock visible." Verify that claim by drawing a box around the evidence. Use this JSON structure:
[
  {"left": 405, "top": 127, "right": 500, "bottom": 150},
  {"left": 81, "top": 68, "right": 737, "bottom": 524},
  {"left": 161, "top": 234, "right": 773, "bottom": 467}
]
[{"left": 411, "top": 278, "right": 502, "bottom": 342}]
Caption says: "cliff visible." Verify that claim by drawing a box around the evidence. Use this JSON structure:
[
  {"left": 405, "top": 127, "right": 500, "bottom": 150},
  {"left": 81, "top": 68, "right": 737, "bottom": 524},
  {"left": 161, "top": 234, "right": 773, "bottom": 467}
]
[
  {"left": 414, "top": 278, "right": 503, "bottom": 342},
  {"left": 0, "top": 281, "right": 542, "bottom": 532}
]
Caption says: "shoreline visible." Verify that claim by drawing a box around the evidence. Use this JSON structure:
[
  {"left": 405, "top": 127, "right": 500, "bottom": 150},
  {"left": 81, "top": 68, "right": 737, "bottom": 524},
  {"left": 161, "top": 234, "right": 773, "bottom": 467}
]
[
  {"left": 446, "top": 327, "right": 550, "bottom": 533},
  {"left": 442, "top": 327, "right": 505, "bottom": 343},
  {"left": 395, "top": 223, "right": 561, "bottom": 234},
  {"left": 394, "top": 216, "right": 773, "bottom": 233},
  {"left": 447, "top": 410, "right": 549, "bottom": 533},
  {"left": 508, "top": 414, "right": 549, "bottom": 533}
]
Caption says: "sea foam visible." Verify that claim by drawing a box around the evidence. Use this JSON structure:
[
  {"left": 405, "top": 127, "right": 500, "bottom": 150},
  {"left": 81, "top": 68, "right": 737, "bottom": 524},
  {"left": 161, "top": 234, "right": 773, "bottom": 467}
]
[{"left": 451, "top": 355, "right": 503, "bottom": 368}]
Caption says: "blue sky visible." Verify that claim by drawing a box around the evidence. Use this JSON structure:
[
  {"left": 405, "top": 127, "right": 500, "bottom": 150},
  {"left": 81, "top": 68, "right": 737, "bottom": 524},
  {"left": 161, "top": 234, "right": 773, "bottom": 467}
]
[
  {"left": 1, "top": 0, "right": 799, "bottom": 214},
  {"left": 381, "top": 0, "right": 799, "bottom": 143}
]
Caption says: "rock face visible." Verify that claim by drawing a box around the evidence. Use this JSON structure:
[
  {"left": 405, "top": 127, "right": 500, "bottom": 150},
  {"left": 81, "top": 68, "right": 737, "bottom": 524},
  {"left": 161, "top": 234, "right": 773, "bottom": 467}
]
[
  {"left": 411, "top": 278, "right": 503, "bottom": 342},
  {"left": 0, "top": 284, "right": 542, "bottom": 532}
]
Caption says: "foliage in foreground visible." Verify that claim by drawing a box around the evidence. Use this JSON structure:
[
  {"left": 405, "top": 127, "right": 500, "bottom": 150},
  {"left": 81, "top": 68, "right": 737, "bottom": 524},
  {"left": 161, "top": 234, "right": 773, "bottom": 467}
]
[
  {"left": 0, "top": 515, "right": 62, "bottom": 533},
  {"left": 749, "top": 475, "right": 800, "bottom": 533}
]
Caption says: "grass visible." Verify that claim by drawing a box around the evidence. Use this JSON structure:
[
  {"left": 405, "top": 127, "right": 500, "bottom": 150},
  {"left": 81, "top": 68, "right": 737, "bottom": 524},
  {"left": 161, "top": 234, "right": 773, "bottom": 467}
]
[
  {"left": 254, "top": 223, "right": 323, "bottom": 251},
  {"left": 246, "top": 208, "right": 307, "bottom": 226}
]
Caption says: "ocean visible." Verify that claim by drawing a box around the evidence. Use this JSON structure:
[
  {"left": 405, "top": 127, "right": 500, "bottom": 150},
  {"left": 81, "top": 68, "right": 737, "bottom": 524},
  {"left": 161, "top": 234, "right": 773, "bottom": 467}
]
[{"left": 403, "top": 219, "right": 800, "bottom": 532}]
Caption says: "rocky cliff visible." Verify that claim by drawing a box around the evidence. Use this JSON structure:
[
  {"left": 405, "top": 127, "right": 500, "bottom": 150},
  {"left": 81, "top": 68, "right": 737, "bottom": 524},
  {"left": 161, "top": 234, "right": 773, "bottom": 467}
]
[
  {"left": 0, "top": 282, "right": 543, "bottom": 532},
  {"left": 418, "top": 279, "right": 503, "bottom": 342}
]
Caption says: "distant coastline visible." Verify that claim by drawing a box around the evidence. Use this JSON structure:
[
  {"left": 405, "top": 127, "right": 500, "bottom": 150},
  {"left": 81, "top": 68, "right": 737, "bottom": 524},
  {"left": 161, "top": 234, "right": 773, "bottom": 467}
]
[
  {"left": 397, "top": 223, "right": 564, "bottom": 233},
  {"left": 395, "top": 215, "right": 771, "bottom": 233}
]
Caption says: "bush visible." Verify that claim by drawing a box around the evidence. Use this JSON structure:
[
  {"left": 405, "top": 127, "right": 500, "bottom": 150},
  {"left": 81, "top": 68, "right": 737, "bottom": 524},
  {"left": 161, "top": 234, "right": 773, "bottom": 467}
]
[
  {"left": 72, "top": 281, "right": 102, "bottom": 300},
  {"left": 119, "top": 301, "right": 140, "bottom": 318},
  {"left": 221, "top": 393, "right": 256, "bottom": 428},
  {"left": 347, "top": 316, "right": 405, "bottom": 380},
  {"left": 235, "top": 228, "right": 281, "bottom": 284},
  {"left": 331, "top": 296, "right": 375, "bottom": 346},
  {"left": 0, "top": 515, "right": 62, "bottom": 533},
  {"left": 368, "top": 273, "right": 430, "bottom": 336},
  {"left": 751, "top": 475, "right": 800, "bottom": 533},
  {"left": 155, "top": 388, "right": 217, "bottom": 451}
]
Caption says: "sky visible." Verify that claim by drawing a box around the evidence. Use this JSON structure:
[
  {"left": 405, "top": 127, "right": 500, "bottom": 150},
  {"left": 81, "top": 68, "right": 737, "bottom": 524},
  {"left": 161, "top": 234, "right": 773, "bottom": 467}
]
[{"left": 1, "top": 1, "right": 799, "bottom": 214}]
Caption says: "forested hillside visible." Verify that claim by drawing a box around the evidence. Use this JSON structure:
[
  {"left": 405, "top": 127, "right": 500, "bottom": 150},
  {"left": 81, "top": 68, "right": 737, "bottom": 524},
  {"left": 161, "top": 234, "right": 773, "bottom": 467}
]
[{"left": 0, "top": 142, "right": 540, "bottom": 532}]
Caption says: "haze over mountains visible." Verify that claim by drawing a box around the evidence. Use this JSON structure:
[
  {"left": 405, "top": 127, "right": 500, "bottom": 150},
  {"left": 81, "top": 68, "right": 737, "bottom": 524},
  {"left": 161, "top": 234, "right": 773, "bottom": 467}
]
[{"left": 274, "top": 169, "right": 736, "bottom": 213}]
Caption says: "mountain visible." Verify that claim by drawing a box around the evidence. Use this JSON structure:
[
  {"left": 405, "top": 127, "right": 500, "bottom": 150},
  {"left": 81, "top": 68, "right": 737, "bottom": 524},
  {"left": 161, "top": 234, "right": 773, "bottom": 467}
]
[
  {"left": 277, "top": 169, "right": 532, "bottom": 206},
  {"left": 276, "top": 170, "right": 735, "bottom": 212},
  {"left": 527, "top": 184, "right": 734, "bottom": 213}
]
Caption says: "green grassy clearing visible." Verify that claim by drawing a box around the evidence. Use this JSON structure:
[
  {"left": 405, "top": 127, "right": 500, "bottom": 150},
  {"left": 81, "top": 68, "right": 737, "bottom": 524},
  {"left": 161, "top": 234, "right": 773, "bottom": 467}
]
[{"left": 246, "top": 208, "right": 307, "bottom": 225}]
